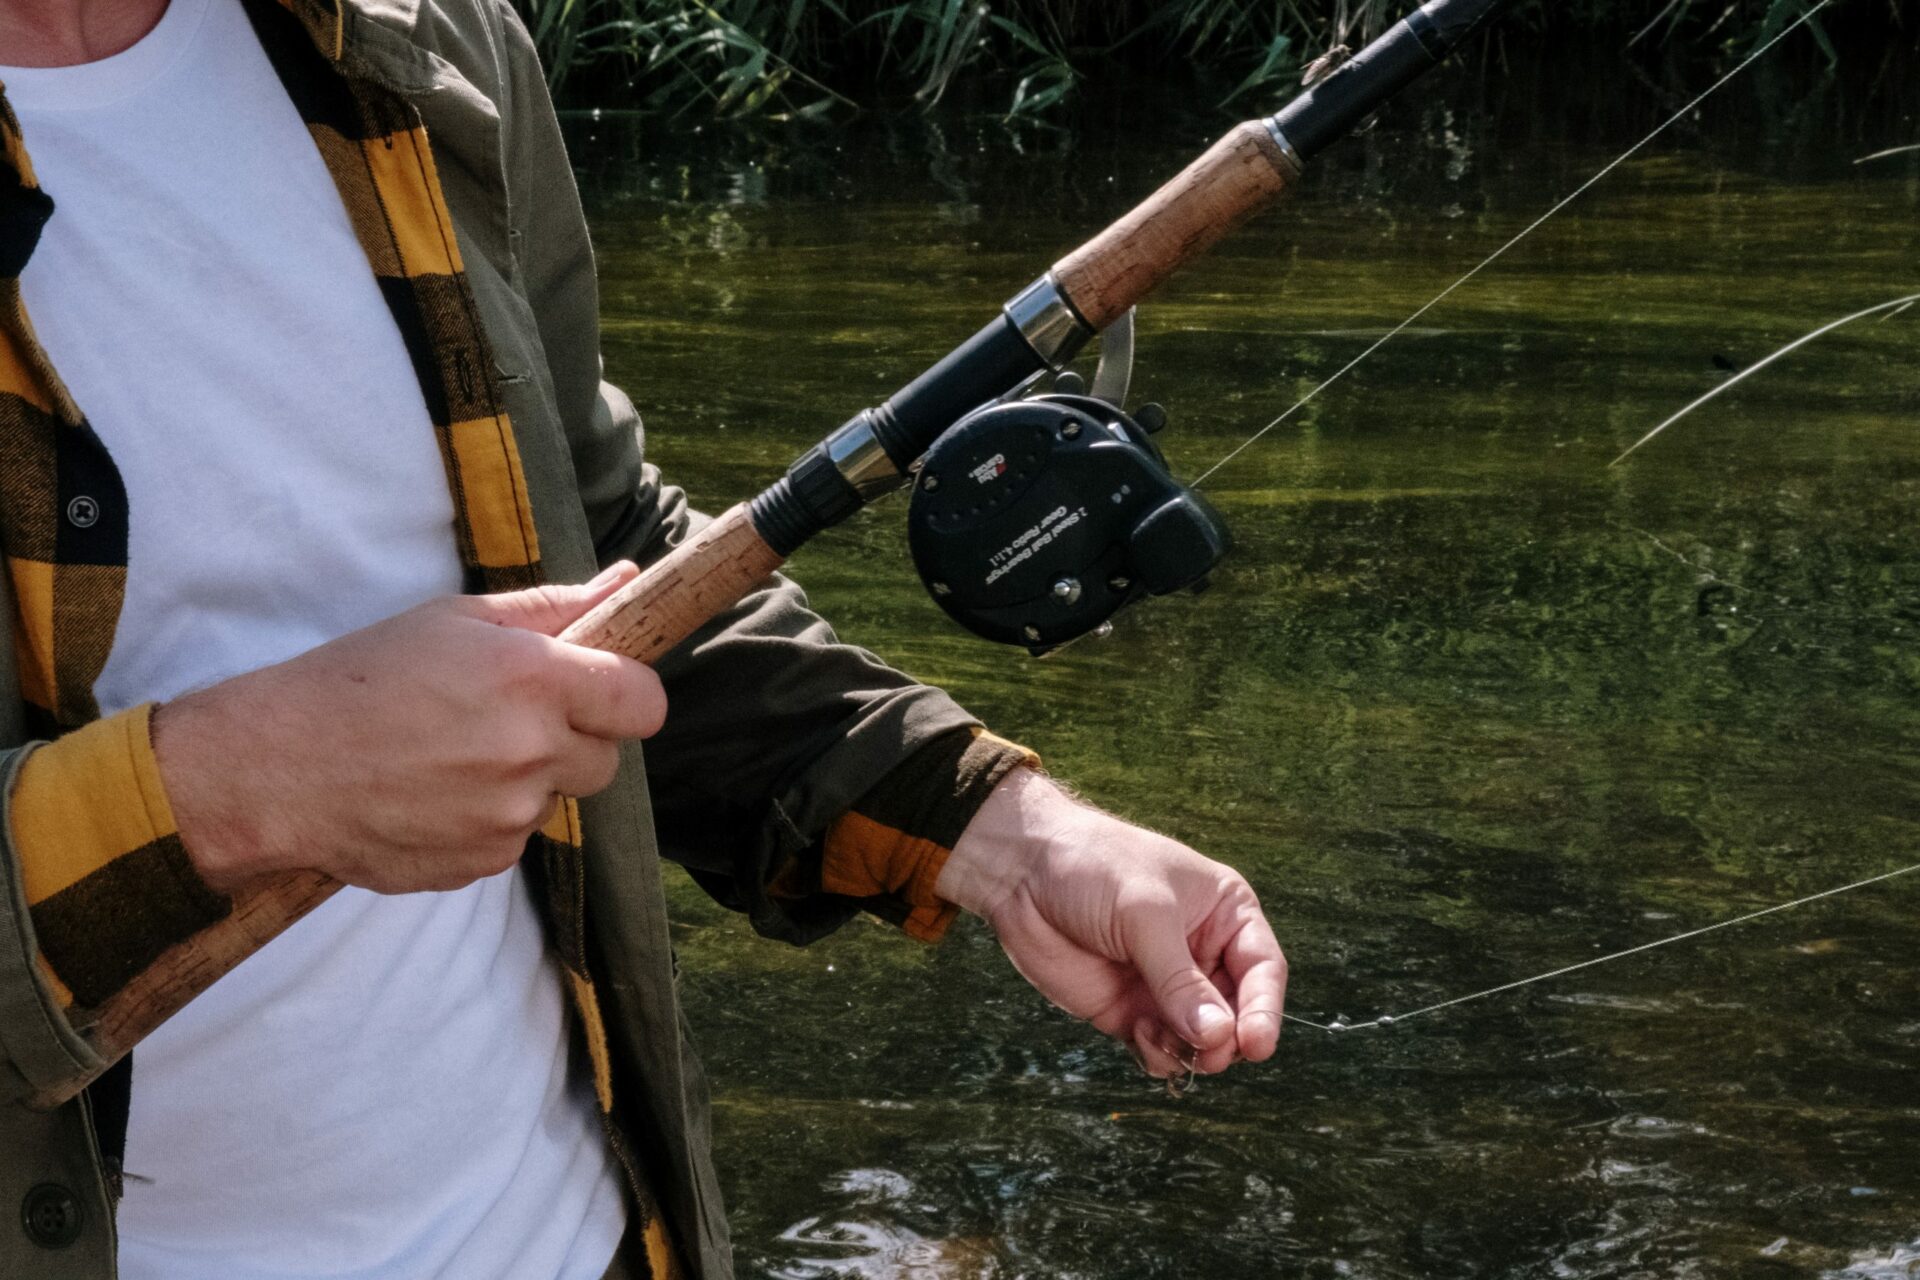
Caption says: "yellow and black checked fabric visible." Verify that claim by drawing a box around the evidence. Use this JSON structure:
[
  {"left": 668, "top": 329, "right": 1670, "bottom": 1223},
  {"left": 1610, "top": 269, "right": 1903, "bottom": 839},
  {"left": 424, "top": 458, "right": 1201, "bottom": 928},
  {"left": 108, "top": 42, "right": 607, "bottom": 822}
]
[
  {"left": 0, "top": 98, "right": 130, "bottom": 738},
  {"left": 234, "top": 13, "right": 670, "bottom": 1265},
  {"left": 243, "top": 0, "right": 542, "bottom": 594},
  {"left": 1, "top": 4, "right": 686, "bottom": 1267},
  {"left": 0, "top": 97, "right": 229, "bottom": 1010},
  {"left": 0, "top": 0, "right": 568, "bottom": 1014},
  {"left": 2, "top": 6, "right": 1032, "bottom": 1271}
]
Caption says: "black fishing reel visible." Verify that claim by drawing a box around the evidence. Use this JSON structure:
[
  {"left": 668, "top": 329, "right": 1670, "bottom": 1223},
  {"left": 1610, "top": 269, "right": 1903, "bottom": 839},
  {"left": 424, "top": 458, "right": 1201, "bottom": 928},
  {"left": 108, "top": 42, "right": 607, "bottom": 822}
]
[{"left": 908, "top": 383, "right": 1230, "bottom": 656}]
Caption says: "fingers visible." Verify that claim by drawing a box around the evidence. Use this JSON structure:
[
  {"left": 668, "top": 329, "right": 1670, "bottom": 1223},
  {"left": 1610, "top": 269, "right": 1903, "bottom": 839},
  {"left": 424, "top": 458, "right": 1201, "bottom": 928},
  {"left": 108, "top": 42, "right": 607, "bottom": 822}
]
[
  {"left": 1118, "top": 880, "right": 1283, "bottom": 1082},
  {"left": 1128, "top": 1007, "right": 1236, "bottom": 1082},
  {"left": 547, "top": 642, "right": 668, "bottom": 741},
  {"left": 1130, "top": 1017, "right": 1189, "bottom": 1079},
  {"left": 1222, "top": 905, "right": 1288, "bottom": 1063},
  {"left": 462, "top": 563, "right": 667, "bottom": 743},
  {"left": 548, "top": 736, "right": 622, "bottom": 800},
  {"left": 464, "top": 562, "right": 639, "bottom": 636},
  {"left": 1126, "top": 908, "right": 1238, "bottom": 1055}
]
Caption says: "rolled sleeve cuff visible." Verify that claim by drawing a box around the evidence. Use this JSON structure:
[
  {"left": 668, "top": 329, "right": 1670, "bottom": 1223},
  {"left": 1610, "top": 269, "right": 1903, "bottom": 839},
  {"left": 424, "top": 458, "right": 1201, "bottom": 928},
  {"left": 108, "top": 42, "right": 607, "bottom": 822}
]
[
  {"left": 816, "top": 727, "right": 1039, "bottom": 942},
  {"left": 9, "top": 703, "right": 231, "bottom": 1010}
]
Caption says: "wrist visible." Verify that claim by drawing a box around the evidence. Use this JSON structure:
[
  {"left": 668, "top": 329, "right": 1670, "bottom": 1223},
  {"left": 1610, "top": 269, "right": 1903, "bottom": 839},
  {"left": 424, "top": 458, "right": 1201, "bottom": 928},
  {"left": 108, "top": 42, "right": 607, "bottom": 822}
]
[
  {"left": 152, "top": 691, "right": 275, "bottom": 894},
  {"left": 938, "top": 765, "right": 1075, "bottom": 920}
]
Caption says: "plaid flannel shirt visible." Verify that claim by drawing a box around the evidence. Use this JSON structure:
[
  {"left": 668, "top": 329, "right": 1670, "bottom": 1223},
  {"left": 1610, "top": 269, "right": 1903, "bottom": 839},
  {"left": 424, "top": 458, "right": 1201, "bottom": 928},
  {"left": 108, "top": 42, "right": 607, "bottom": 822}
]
[{"left": 0, "top": 1, "right": 1036, "bottom": 1274}]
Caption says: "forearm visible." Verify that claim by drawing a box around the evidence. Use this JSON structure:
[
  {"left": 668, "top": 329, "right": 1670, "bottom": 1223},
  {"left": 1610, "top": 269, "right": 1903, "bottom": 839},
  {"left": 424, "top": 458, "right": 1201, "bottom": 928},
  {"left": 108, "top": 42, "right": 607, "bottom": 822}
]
[
  {"left": 642, "top": 612, "right": 1015, "bottom": 942},
  {"left": 609, "top": 462, "right": 1044, "bottom": 943},
  {"left": 933, "top": 763, "right": 1064, "bottom": 919},
  {"left": 0, "top": 570, "right": 662, "bottom": 1104},
  {"left": 806, "top": 728, "right": 1038, "bottom": 941}
]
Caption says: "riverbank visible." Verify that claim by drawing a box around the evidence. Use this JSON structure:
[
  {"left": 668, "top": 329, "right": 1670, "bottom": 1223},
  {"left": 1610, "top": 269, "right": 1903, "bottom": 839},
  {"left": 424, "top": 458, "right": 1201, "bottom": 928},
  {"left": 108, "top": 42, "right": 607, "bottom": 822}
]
[{"left": 521, "top": 0, "right": 1913, "bottom": 126}]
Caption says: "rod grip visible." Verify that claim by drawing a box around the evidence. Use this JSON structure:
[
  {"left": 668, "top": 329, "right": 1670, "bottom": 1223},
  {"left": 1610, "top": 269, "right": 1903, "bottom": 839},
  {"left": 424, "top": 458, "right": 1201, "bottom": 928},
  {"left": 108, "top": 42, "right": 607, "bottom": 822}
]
[
  {"left": 1051, "top": 120, "right": 1300, "bottom": 331},
  {"left": 557, "top": 502, "right": 788, "bottom": 655},
  {"left": 47, "top": 868, "right": 340, "bottom": 1107},
  {"left": 37, "top": 503, "right": 786, "bottom": 1108}
]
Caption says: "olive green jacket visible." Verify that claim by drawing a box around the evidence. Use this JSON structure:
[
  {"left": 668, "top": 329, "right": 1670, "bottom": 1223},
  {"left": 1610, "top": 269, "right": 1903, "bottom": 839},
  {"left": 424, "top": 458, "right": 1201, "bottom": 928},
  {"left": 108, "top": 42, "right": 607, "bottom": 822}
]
[{"left": 0, "top": 0, "right": 979, "bottom": 1274}]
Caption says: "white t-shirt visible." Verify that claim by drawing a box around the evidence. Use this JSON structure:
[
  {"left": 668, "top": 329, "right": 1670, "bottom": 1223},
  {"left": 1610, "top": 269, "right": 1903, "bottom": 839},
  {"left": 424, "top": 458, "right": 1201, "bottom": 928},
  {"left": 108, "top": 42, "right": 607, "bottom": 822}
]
[{"left": 5, "top": 0, "right": 627, "bottom": 1275}]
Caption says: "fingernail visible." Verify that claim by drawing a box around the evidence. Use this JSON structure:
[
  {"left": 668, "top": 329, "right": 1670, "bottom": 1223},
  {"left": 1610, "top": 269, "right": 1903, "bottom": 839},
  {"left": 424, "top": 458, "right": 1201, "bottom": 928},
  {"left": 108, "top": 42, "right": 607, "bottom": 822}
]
[{"left": 1194, "top": 1004, "right": 1231, "bottom": 1037}]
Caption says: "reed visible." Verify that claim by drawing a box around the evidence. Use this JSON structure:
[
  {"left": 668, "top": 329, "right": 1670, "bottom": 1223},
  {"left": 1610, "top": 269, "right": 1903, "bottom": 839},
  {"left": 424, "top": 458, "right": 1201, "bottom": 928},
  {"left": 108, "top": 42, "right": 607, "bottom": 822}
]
[{"left": 511, "top": 0, "right": 1900, "bottom": 119}]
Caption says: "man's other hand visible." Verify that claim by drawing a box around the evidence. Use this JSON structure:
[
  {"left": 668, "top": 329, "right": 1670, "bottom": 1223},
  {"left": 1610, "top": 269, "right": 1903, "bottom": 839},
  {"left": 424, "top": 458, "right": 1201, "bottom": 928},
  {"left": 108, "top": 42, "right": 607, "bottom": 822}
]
[
  {"left": 938, "top": 768, "right": 1286, "bottom": 1079},
  {"left": 154, "top": 563, "right": 666, "bottom": 895}
]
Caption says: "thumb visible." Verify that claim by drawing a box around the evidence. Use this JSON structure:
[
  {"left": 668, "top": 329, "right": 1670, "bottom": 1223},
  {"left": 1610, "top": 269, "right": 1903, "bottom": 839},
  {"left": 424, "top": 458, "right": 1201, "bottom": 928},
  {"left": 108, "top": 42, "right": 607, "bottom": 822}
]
[
  {"left": 1129, "top": 911, "right": 1236, "bottom": 1052},
  {"left": 462, "top": 562, "right": 639, "bottom": 637}
]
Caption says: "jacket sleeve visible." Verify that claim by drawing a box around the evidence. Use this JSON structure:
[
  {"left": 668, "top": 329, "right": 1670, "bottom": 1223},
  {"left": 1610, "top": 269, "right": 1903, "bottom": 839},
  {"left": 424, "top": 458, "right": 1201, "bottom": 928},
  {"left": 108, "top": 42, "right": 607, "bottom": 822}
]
[
  {"left": 497, "top": 3, "right": 1034, "bottom": 944},
  {"left": 0, "top": 710, "right": 234, "bottom": 1104},
  {"left": 0, "top": 747, "right": 99, "bottom": 1105}
]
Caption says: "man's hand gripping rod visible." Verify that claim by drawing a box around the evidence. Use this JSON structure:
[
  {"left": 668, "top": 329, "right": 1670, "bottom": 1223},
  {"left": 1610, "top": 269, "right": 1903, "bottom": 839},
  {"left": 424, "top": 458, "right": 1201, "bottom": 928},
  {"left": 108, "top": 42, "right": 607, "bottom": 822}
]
[{"left": 48, "top": 0, "right": 1503, "bottom": 1105}]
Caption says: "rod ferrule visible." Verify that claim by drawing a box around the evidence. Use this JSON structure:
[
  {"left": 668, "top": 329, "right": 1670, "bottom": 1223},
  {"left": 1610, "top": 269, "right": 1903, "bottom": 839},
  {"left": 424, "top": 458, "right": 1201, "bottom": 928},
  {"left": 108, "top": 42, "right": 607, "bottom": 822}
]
[
  {"left": 1262, "top": 119, "right": 1306, "bottom": 177},
  {"left": 824, "top": 413, "right": 906, "bottom": 499},
  {"left": 1004, "top": 274, "right": 1095, "bottom": 370}
]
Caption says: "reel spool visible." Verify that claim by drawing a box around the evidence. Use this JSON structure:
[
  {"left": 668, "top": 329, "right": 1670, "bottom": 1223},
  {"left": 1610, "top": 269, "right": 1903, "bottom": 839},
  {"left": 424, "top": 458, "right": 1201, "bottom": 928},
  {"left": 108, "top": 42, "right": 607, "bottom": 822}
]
[{"left": 906, "top": 312, "right": 1230, "bottom": 655}]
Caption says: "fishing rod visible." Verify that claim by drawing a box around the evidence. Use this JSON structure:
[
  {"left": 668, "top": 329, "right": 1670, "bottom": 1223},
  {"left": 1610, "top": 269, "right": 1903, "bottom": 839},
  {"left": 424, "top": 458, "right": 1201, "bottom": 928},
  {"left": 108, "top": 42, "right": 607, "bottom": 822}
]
[
  {"left": 577, "top": 0, "right": 1507, "bottom": 661},
  {"left": 48, "top": 0, "right": 1507, "bottom": 1105}
]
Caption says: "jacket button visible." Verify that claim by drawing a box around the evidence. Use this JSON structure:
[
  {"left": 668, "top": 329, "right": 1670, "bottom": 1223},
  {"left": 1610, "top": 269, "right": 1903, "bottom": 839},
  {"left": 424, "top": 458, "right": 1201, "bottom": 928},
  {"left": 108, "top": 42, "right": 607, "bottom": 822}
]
[
  {"left": 21, "top": 1183, "right": 83, "bottom": 1248},
  {"left": 65, "top": 495, "right": 100, "bottom": 528}
]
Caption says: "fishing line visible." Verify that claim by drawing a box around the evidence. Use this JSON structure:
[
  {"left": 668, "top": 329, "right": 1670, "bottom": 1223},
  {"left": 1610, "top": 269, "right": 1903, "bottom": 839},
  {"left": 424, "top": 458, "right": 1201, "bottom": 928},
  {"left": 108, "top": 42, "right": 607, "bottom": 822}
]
[
  {"left": 1611, "top": 292, "right": 1920, "bottom": 465},
  {"left": 1189, "top": 0, "right": 1836, "bottom": 490},
  {"left": 1280, "top": 859, "right": 1920, "bottom": 1034},
  {"left": 1184, "top": 0, "right": 1866, "bottom": 1039},
  {"left": 1855, "top": 143, "right": 1920, "bottom": 165}
]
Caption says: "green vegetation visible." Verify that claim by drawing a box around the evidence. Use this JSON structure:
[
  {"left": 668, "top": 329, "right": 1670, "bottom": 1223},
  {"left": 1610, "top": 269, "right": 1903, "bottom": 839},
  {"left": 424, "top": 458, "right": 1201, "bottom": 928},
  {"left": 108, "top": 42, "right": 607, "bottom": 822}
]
[{"left": 512, "top": 0, "right": 1895, "bottom": 119}]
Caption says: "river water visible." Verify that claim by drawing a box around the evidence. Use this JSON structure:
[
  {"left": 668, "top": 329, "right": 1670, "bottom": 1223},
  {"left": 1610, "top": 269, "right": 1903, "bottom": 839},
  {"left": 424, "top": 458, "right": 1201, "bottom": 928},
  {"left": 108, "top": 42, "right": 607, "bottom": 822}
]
[{"left": 568, "top": 57, "right": 1919, "bottom": 1280}]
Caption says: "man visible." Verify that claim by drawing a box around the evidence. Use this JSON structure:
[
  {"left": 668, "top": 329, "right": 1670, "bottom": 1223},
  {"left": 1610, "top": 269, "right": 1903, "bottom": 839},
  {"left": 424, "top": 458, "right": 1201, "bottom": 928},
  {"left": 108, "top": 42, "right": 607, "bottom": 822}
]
[{"left": 0, "top": 0, "right": 1287, "bottom": 1275}]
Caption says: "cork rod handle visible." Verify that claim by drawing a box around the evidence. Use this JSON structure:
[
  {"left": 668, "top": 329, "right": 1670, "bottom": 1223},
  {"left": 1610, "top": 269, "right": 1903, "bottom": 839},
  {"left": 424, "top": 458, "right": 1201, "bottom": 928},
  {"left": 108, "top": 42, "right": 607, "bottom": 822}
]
[
  {"left": 1051, "top": 120, "right": 1300, "bottom": 332},
  {"left": 40, "top": 504, "right": 785, "bottom": 1108},
  {"left": 557, "top": 502, "right": 787, "bottom": 655}
]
